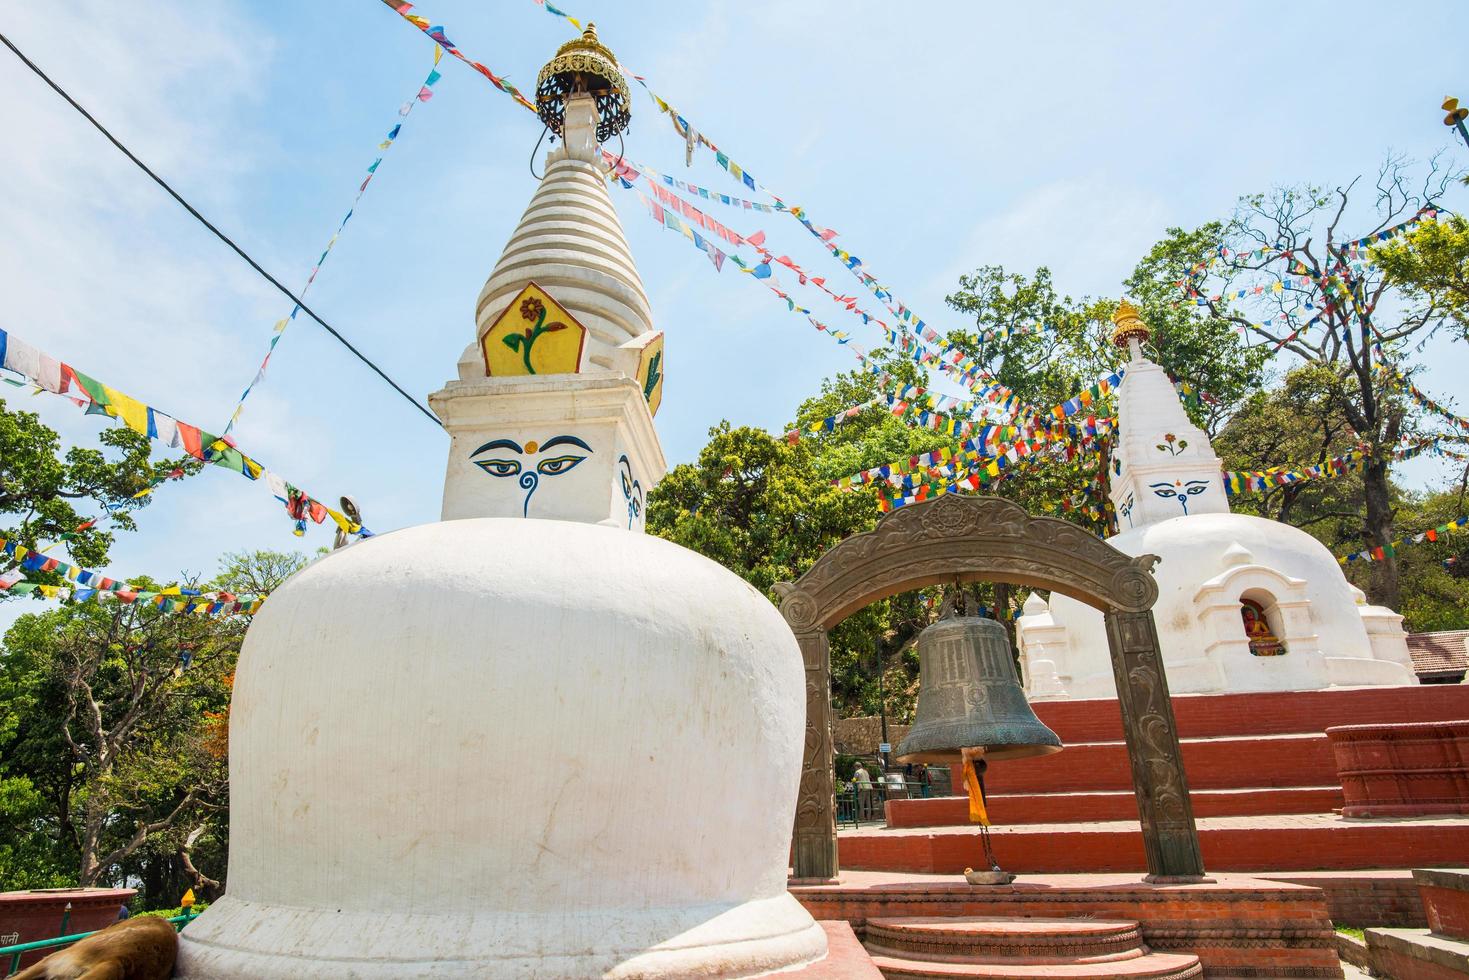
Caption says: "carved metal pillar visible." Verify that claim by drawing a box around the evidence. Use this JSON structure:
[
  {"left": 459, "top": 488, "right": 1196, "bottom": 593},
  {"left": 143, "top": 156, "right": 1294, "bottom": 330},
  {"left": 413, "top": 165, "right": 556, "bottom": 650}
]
[
  {"left": 776, "top": 583, "right": 838, "bottom": 882},
  {"left": 1103, "top": 609, "right": 1207, "bottom": 881},
  {"left": 791, "top": 629, "right": 838, "bottom": 881}
]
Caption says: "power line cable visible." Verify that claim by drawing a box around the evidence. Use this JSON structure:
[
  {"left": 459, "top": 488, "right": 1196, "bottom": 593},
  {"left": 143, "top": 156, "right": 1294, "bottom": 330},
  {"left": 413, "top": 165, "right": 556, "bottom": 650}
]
[{"left": 0, "top": 30, "right": 443, "bottom": 429}]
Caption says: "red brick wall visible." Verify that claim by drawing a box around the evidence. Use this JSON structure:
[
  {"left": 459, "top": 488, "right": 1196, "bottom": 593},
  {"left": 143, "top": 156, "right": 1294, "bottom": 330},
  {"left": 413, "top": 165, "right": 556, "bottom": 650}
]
[
  {"left": 1422, "top": 883, "right": 1469, "bottom": 941},
  {"left": 1261, "top": 873, "right": 1425, "bottom": 928},
  {"left": 839, "top": 821, "right": 1469, "bottom": 875},
  {"left": 1032, "top": 686, "right": 1469, "bottom": 743}
]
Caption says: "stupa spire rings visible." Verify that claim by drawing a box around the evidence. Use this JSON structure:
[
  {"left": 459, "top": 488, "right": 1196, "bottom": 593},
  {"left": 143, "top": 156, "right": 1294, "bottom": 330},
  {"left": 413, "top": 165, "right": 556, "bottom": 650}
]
[{"left": 536, "top": 22, "right": 631, "bottom": 143}]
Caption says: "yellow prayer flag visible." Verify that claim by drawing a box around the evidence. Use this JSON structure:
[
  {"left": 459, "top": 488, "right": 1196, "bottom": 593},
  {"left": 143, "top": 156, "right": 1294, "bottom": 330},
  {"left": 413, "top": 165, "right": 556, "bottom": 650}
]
[
  {"left": 433, "top": 44, "right": 443, "bottom": 65},
  {"left": 102, "top": 386, "right": 150, "bottom": 435}
]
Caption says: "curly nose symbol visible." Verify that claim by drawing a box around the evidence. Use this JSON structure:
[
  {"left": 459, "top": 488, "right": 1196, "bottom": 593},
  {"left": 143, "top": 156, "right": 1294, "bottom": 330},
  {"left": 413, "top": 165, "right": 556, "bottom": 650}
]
[{"left": 518, "top": 471, "right": 539, "bottom": 517}]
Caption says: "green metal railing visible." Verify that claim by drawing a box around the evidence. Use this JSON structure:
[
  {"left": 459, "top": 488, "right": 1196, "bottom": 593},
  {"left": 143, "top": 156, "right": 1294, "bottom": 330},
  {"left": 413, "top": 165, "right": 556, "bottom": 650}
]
[
  {"left": 835, "top": 777, "right": 938, "bottom": 828},
  {"left": 1, "top": 908, "right": 200, "bottom": 976}
]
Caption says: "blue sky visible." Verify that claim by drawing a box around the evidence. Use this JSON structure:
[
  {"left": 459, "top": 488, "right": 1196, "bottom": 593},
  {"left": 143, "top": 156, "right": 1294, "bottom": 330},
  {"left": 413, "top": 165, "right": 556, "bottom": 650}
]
[{"left": 1, "top": 0, "right": 1466, "bottom": 624}]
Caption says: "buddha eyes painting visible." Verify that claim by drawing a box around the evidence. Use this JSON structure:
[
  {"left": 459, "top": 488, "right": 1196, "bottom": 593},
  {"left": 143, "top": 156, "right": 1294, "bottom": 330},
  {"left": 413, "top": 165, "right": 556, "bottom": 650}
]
[
  {"left": 470, "top": 435, "right": 592, "bottom": 517},
  {"left": 1119, "top": 491, "right": 1135, "bottom": 527},
  {"left": 1149, "top": 478, "right": 1210, "bottom": 515},
  {"left": 618, "top": 454, "right": 643, "bottom": 529}
]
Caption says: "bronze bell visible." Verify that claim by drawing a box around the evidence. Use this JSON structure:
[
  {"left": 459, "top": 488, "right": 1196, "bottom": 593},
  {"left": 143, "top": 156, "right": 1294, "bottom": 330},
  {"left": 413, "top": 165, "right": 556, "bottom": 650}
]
[{"left": 896, "top": 615, "right": 1063, "bottom": 763}]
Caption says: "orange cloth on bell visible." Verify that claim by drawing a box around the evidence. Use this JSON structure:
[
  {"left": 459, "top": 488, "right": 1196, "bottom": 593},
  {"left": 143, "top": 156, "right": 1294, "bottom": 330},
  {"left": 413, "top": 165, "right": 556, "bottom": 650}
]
[{"left": 965, "top": 757, "right": 990, "bottom": 826}]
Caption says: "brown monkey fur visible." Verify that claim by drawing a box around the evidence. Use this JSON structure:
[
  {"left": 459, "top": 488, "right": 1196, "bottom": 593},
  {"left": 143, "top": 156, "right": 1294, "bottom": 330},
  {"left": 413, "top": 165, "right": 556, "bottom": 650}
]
[{"left": 11, "top": 915, "right": 177, "bottom": 980}]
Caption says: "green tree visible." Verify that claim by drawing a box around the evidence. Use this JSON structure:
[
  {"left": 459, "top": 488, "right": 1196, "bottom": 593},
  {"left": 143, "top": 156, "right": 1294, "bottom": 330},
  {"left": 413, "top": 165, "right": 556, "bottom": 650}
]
[
  {"left": 1, "top": 397, "right": 193, "bottom": 594},
  {"left": 1, "top": 592, "right": 237, "bottom": 888},
  {"left": 215, "top": 549, "right": 310, "bottom": 596},
  {"left": 1373, "top": 212, "right": 1469, "bottom": 332},
  {"left": 1152, "top": 156, "right": 1464, "bottom": 608},
  {"left": 649, "top": 352, "right": 1018, "bottom": 719}
]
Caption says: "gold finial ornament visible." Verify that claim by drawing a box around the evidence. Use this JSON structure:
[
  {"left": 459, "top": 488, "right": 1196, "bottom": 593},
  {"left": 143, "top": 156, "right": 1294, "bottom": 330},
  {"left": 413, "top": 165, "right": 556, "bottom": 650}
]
[
  {"left": 1111, "top": 298, "right": 1151, "bottom": 349},
  {"left": 536, "top": 23, "right": 631, "bottom": 143}
]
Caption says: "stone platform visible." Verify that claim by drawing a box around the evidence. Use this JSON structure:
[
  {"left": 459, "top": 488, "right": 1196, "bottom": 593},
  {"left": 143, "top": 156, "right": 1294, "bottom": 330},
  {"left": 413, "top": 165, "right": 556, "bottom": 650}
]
[
  {"left": 791, "top": 871, "right": 1342, "bottom": 978},
  {"left": 840, "top": 813, "right": 1469, "bottom": 875}
]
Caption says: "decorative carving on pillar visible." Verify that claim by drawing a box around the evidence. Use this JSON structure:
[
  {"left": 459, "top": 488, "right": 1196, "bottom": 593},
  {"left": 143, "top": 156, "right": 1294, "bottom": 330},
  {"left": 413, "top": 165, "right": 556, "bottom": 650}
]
[
  {"left": 776, "top": 583, "right": 838, "bottom": 881},
  {"left": 1105, "top": 609, "right": 1207, "bottom": 881},
  {"left": 775, "top": 494, "right": 1203, "bottom": 884}
]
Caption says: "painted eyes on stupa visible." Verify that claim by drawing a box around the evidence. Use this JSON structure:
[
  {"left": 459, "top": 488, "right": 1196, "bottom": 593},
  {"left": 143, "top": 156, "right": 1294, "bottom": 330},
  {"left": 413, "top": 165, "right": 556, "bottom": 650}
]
[
  {"left": 473, "top": 454, "right": 587, "bottom": 478},
  {"left": 476, "top": 458, "right": 522, "bottom": 477},
  {"left": 1149, "top": 480, "right": 1209, "bottom": 499},
  {"left": 537, "top": 454, "right": 587, "bottom": 476}
]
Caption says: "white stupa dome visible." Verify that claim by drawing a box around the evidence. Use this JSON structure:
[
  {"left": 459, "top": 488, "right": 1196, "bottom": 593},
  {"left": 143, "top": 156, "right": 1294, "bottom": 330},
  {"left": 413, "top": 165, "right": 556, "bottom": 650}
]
[{"left": 178, "top": 519, "right": 825, "bottom": 977}]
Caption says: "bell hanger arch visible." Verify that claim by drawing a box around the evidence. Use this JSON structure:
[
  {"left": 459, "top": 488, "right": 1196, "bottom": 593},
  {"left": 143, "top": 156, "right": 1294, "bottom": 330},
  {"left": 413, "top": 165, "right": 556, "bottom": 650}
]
[{"left": 775, "top": 493, "right": 1204, "bottom": 886}]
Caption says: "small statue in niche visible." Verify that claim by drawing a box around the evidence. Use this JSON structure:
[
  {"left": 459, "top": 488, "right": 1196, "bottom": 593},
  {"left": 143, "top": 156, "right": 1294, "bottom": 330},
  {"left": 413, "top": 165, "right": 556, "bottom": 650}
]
[{"left": 1241, "top": 598, "right": 1285, "bottom": 656}]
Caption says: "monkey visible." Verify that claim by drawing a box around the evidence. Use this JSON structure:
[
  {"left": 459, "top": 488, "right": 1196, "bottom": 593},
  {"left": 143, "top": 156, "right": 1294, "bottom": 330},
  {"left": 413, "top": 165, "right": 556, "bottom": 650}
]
[{"left": 12, "top": 915, "right": 177, "bottom": 980}]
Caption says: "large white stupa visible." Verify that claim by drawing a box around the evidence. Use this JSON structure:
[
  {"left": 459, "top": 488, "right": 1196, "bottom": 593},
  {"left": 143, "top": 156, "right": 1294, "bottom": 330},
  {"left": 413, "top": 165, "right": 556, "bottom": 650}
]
[
  {"left": 177, "top": 26, "right": 826, "bottom": 978},
  {"left": 1017, "top": 302, "right": 1417, "bottom": 699}
]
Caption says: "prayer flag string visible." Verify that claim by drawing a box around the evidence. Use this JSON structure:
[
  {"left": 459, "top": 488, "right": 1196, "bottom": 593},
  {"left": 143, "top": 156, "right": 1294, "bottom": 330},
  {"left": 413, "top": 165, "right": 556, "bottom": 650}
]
[
  {"left": 223, "top": 46, "right": 445, "bottom": 436},
  {"left": 379, "top": 1, "right": 536, "bottom": 111},
  {"left": 1339, "top": 514, "right": 1469, "bottom": 565},
  {"left": 0, "top": 535, "right": 265, "bottom": 616},
  {"left": 0, "top": 328, "right": 371, "bottom": 540}
]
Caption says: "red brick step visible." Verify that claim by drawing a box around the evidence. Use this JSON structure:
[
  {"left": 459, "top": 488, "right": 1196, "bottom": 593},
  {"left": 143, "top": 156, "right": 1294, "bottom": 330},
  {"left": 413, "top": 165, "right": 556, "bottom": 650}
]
[
  {"left": 867, "top": 954, "right": 1202, "bottom": 979},
  {"left": 839, "top": 814, "right": 1469, "bottom": 874},
  {"left": 886, "top": 786, "right": 1344, "bottom": 828},
  {"left": 981, "top": 734, "right": 1334, "bottom": 795},
  {"left": 864, "top": 916, "right": 1146, "bottom": 964},
  {"left": 862, "top": 915, "right": 1202, "bottom": 979}
]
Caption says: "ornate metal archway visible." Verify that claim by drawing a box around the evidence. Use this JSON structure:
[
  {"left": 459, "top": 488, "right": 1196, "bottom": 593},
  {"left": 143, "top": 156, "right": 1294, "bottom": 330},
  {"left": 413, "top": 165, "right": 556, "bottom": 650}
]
[{"left": 775, "top": 494, "right": 1205, "bottom": 883}]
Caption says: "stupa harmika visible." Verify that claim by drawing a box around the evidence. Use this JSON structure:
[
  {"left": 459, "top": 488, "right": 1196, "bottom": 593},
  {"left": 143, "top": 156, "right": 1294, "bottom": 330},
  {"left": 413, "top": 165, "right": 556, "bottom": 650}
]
[
  {"left": 177, "top": 25, "right": 827, "bottom": 978},
  {"left": 1016, "top": 301, "right": 1417, "bottom": 699}
]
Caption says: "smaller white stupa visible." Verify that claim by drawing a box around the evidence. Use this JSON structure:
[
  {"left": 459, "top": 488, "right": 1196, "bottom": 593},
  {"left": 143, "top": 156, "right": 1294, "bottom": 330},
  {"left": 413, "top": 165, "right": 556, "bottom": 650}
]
[{"left": 1017, "top": 301, "right": 1417, "bottom": 699}]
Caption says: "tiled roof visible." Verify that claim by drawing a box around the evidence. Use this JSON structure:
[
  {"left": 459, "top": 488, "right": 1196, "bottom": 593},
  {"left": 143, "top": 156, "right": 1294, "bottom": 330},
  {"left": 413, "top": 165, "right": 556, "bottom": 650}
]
[{"left": 1406, "top": 630, "right": 1469, "bottom": 678}]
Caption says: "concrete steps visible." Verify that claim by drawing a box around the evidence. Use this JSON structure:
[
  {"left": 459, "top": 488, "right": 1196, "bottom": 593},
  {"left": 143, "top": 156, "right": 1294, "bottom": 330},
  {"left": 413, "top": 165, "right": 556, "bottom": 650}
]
[{"left": 861, "top": 916, "right": 1201, "bottom": 979}]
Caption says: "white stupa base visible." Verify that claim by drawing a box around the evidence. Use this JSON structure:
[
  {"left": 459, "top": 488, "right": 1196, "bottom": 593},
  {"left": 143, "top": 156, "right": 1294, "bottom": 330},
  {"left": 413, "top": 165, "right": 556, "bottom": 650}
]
[
  {"left": 178, "top": 892, "right": 826, "bottom": 979},
  {"left": 177, "top": 519, "right": 824, "bottom": 979},
  {"left": 1017, "top": 514, "right": 1417, "bottom": 699}
]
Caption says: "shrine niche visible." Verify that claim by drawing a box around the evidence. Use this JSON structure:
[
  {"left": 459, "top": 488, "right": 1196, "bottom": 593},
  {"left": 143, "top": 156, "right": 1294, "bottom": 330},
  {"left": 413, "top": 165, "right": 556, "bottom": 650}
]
[
  {"left": 775, "top": 493, "right": 1206, "bottom": 884},
  {"left": 1241, "top": 597, "right": 1286, "bottom": 656}
]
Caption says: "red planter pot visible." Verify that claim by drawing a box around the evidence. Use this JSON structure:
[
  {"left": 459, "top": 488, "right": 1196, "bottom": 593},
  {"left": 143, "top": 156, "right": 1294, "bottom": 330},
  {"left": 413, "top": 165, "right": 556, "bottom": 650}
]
[{"left": 1326, "top": 720, "right": 1469, "bottom": 818}]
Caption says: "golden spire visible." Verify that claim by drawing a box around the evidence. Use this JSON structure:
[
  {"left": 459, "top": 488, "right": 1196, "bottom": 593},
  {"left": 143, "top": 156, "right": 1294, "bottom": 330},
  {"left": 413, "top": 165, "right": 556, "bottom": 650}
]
[
  {"left": 535, "top": 23, "right": 631, "bottom": 143},
  {"left": 1111, "top": 299, "right": 1151, "bottom": 349}
]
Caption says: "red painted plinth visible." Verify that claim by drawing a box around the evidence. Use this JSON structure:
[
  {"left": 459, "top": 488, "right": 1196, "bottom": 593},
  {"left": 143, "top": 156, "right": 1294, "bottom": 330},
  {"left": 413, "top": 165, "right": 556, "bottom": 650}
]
[
  {"left": 1327, "top": 720, "right": 1469, "bottom": 818},
  {"left": 0, "top": 888, "right": 136, "bottom": 971},
  {"left": 792, "top": 871, "right": 1342, "bottom": 979},
  {"left": 1417, "top": 869, "right": 1469, "bottom": 942}
]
